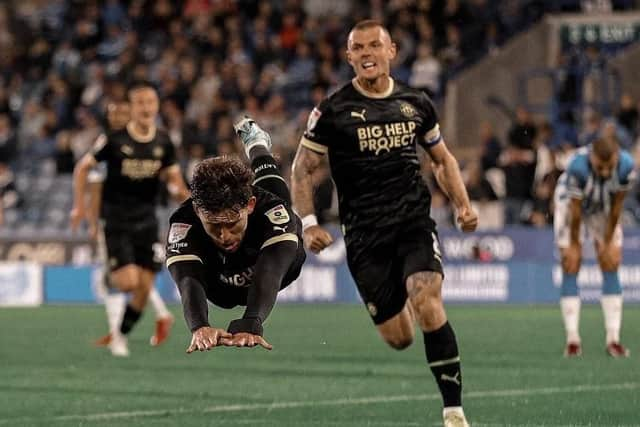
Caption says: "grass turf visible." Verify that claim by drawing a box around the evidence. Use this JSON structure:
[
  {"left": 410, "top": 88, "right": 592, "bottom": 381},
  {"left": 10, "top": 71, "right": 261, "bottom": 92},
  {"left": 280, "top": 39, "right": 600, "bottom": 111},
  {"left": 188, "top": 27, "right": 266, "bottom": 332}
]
[{"left": 0, "top": 304, "right": 638, "bottom": 426}]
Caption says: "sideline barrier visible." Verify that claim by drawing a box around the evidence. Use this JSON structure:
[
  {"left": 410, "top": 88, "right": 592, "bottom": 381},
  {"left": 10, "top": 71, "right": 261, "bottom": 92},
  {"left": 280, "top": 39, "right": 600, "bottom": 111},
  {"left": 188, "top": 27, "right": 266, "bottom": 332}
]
[{"left": 2, "top": 227, "right": 640, "bottom": 305}]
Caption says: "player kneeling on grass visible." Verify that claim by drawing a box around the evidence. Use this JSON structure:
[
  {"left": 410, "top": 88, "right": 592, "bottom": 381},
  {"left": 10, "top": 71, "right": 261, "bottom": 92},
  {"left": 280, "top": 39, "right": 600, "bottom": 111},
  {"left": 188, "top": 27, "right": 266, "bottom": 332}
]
[{"left": 166, "top": 118, "right": 306, "bottom": 352}]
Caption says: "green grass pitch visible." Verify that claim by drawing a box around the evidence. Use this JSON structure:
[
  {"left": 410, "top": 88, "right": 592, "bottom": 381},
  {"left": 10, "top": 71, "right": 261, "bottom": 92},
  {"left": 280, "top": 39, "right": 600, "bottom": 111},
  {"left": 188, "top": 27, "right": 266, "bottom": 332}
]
[{"left": 1, "top": 304, "right": 638, "bottom": 426}]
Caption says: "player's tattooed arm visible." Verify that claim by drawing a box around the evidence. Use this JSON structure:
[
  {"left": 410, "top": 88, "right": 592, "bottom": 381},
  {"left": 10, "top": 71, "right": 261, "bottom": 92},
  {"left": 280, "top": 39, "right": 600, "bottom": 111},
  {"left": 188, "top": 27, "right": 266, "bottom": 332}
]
[
  {"left": 291, "top": 145, "right": 334, "bottom": 252},
  {"left": 427, "top": 142, "right": 477, "bottom": 232},
  {"left": 291, "top": 145, "right": 324, "bottom": 217},
  {"left": 70, "top": 153, "right": 97, "bottom": 231}
]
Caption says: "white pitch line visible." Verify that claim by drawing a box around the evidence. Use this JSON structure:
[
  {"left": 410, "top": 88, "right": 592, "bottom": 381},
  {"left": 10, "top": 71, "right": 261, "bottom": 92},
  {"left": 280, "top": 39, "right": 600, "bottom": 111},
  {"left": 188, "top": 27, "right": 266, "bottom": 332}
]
[{"left": 0, "top": 382, "right": 637, "bottom": 425}]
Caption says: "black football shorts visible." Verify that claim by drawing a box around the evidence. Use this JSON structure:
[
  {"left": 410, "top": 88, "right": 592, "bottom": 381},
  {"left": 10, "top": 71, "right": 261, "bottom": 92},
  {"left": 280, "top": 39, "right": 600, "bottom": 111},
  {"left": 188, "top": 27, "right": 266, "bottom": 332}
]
[
  {"left": 100, "top": 219, "right": 163, "bottom": 273},
  {"left": 345, "top": 217, "right": 443, "bottom": 325}
]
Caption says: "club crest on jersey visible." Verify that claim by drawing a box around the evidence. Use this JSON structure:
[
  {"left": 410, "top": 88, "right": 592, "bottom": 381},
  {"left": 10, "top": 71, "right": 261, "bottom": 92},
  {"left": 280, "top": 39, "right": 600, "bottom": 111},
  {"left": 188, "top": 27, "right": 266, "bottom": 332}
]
[
  {"left": 399, "top": 102, "right": 416, "bottom": 118},
  {"left": 168, "top": 223, "right": 192, "bottom": 243},
  {"left": 153, "top": 146, "right": 164, "bottom": 158},
  {"left": 306, "top": 107, "right": 322, "bottom": 136},
  {"left": 265, "top": 204, "right": 290, "bottom": 225}
]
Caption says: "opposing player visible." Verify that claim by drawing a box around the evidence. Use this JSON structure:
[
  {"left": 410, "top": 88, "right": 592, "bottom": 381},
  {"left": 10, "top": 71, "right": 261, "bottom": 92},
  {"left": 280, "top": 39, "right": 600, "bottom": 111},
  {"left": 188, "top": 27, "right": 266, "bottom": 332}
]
[
  {"left": 71, "top": 81, "right": 189, "bottom": 356},
  {"left": 291, "top": 20, "right": 477, "bottom": 427},
  {"left": 90, "top": 100, "right": 176, "bottom": 349},
  {"left": 166, "top": 118, "right": 305, "bottom": 352},
  {"left": 554, "top": 127, "right": 635, "bottom": 358}
]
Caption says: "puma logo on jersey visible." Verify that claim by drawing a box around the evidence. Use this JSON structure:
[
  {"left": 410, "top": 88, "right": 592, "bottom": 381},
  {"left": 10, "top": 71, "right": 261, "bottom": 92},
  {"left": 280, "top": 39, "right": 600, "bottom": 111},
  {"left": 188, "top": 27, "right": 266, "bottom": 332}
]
[
  {"left": 273, "top": 225, "right": 288, "bottom": 233},
  {"left": 351, "top": 109, "right": 366, "bottom": 122},
  {"left": 441, "top": 372, "right": 461, "bottom": 386}
]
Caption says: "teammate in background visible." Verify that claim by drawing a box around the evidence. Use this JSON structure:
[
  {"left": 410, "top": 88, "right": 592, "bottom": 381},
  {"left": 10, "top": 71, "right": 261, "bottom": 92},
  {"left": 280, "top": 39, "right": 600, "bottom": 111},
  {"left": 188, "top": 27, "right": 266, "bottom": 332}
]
[
  {"left": 90, "top": 100, "right": 176, "bottom": 349},
  {"left": 554, "top": 125, "right": 635, "bottom": 358},
  {"left": 71, "top": 81, "right": 189, "bottom": 356},
  {"left": 166, "top": 118, "right": 305, "bottom": 352},
  {"left": 291, "top": 20, "right": 477, "bottom": 427}
]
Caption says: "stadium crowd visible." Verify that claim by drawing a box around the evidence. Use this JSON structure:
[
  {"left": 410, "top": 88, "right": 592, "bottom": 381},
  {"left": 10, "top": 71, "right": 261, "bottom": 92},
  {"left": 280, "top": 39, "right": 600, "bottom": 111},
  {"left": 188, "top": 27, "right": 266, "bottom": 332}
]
[{"left": 0, "top": 0, "right": 639, "bottom": 231}]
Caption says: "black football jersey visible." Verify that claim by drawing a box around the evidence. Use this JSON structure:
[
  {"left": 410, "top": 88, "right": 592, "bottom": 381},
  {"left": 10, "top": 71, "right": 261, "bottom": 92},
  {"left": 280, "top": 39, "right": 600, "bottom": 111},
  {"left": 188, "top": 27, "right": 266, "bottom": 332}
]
[
  {"left": 91, "top": 127, "right": 177, "bottom": 223},
  {"left": 165, "top": 186, "right": 302, "bottom": 291},
  {"left": 301, "top": 78, "right": 443, "bottom": 231}
]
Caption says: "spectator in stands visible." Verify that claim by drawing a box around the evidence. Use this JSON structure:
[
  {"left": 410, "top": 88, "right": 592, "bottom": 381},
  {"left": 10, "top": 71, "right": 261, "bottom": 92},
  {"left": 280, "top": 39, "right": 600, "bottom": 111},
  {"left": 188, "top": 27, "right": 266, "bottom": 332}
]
[
  {"left": 0, "top": 113, "right": 17, "bottom": 164},
  {"left": 0, "top": 161, "right": 19, "bottom": 227},
  {"left": 500, "top": 106, "right": 537, "bottom": 224},
  {"left": 617, "top": 93, "right": 638, "bottom": 139},
  {"left": 479, "top": 121, "right": 502, "bottom": 172},
  {"left": 54, "top": 130, "right": 74, "bottom": 174},
  {"left": 465, "top": 160, "right": 503, "bottom": 229},
  {"left": 439, "top": 24, "right": 465, "bottom": 73},
  {"left": 5, "top": 0, "right": 631, "bottom": 233},
  {"left": 410, "top": 42, "right": 442, "bottom": 98}
]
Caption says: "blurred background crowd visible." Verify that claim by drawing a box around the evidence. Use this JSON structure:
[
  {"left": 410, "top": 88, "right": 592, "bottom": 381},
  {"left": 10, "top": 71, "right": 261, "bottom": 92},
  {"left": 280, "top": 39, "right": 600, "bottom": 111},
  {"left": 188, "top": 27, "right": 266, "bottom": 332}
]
[{"left": 0, "top": 0, "right": 639, "bottom": 233}]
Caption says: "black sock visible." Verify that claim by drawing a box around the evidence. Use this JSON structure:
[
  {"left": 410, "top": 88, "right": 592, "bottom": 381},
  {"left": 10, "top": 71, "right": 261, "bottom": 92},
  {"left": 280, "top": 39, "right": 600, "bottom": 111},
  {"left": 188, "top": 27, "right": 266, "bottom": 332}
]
[
  {"left": 250, "top": 151, "right": 291, "bottom": 204},
  {"left": 120, "top": 304, "right": 142, "bottom": 335},
  {"left": 424, "top": 322, "right": 462, "bottom": 407},
  {"left": 249, "top": 145, "right": 271, "bottom": 162}
]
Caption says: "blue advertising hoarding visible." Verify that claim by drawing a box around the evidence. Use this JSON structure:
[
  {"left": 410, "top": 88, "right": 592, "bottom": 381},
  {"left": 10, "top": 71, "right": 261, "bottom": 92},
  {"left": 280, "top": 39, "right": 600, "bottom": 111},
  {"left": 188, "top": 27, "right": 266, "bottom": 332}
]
[{"left": 35, "top": 226, "right": 640, "bottom": 305}]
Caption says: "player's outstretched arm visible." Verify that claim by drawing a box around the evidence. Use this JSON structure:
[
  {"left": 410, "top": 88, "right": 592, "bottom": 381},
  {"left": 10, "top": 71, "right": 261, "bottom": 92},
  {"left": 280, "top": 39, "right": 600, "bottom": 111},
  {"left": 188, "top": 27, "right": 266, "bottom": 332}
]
[
  {"left": 427, "top": 141, "right": 478, "bottom": 232},
  {"left": 221, "top": 241, "right": 298, "bottom": 350},
  {"left": 168, "top": 262, "right": 231, "bottom": 353},
  {"left": 291, "top": 145, "right": 334, "bottom": 252},
  {"left": 70, "top": 153, "right": 97, "bottom": 231}
]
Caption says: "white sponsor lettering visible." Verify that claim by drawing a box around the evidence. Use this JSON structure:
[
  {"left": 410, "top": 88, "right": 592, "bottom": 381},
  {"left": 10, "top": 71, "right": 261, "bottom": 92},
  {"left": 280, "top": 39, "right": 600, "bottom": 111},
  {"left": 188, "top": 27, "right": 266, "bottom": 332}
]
[
  {"left": 279, "top": 266, "right": 337, "bottom": 301},
  {"left": 0, "top": 262, "right": 43, "bottom": 306},
  {"left": 219, "top": 268, "right": 254, "bottom": 288},
  {"left": 442, "top": 265, "right": 509, "bottom": 301},
  {"left": 443, "top": 235, "right": 515, "bottom": 261}
]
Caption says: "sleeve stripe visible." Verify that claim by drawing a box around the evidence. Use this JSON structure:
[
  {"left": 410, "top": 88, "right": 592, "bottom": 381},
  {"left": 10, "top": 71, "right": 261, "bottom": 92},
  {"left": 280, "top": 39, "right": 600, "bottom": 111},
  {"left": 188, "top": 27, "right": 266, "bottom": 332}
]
[
  {"left": 423, "top": 135, "right": 442, "bottom": 147},
  {"left": 254, "top": 174, "right": 287, "bottom": 185},
  {"left": 261, "top": 233, "right": 299, "bottom": 250},
  {"left": 300, "top": 137, "right": 328, "bottom": 154},
  {"left": 166, "top": 254, "right": 203, "bottom": 268},
  {"left": 428, "top": 356, "right": 460, "bottom": 368}
]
